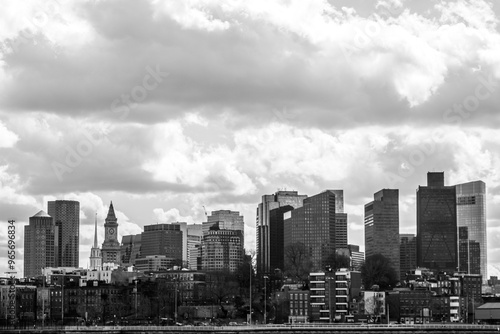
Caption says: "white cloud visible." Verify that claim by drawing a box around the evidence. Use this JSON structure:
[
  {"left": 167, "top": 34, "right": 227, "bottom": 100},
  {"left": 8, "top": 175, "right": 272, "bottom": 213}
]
[{"left": 0, "top": 121, "right": 19, "bottom": 147}]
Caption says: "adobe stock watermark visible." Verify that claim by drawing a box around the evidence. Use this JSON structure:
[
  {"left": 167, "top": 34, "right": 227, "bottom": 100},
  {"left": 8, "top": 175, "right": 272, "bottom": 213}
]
[
  {"left": 2, "top": 0, "right": 62, "bottom": 53},
  {"left": 51, "top": 65, "right": 169, "bottom": 181},
  {"left": 385, "top": 73, "right": 497, "bottom": 187}
]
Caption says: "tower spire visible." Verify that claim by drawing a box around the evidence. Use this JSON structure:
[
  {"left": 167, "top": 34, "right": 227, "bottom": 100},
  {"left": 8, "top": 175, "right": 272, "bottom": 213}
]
[{"left": 93, "top": 213, "right": 98, "bottom": 248}]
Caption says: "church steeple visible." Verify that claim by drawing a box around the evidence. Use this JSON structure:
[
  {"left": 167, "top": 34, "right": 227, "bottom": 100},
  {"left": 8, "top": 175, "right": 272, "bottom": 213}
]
[
  {"left": 93, "top": 213, "right": 98, "bottom": 248},
  {"left": 106, "top": 201, "right": 117, "bottom": 222},
  {"left": 90, "top": 212, "right": 102, "bottom": 270}
]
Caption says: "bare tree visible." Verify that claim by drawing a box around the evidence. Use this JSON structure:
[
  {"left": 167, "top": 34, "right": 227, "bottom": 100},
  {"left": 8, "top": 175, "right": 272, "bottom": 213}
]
[{"left": 284, "top": 242, "right": 313, "bottom": 282}]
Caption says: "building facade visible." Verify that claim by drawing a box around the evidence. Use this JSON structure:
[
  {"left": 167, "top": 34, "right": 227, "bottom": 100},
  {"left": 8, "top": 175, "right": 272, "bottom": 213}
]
[
  {"left": 48, "top": 200, "right": 80, "bottom": 268},
  {"left": 364, "top": 189, "right": 400, "bottom": 280},
  {"left": 201, "top": 229, "right": 243, "bottom": 273},
  {"left": 455, "top": 181, "right": 487, "bottom": 282},
  {"left": 101, "top": 202, "right": 121, "bottom": 265},
  {"left": 284, "top": 190, "right": 346, "bottom": 271},
  {"left": 348, "top": 244, "right": 365, "bottom": 271},
  {"left": 120, "top": 234, "right": 142, "bottom": 267},
  {"left": 458, "top": 227, "right": 481, "bottom": 275},
  {"left": 269, "top": 205, "right": 294, "bottom": 272},
  {"left": 24, "top": 210, "right": 57, "bottom": 278},
  {"left": 204, "top": 210, "right": 244, "bottom": 235},
  {"left": 400, "top": 234, "right": 417, "bottom": 282},
  {"left": 416, "top": 172, "right": 457, "bottom": 274},
  {"left": 257, "top": 191, "right": 307, "bottom": 274},
  {"left": 140, "top": 223, "right": 183, "bottom": 262}
]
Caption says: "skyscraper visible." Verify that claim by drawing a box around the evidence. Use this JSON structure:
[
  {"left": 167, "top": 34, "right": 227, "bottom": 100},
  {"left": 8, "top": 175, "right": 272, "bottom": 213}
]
[
  {"left": 269, "top": 205, "right": 294, "bottom": 272},
  {"left": 455, "top": 180, "right": 487, "bottom": 282},
  {"left": 24, "top": 211, "right": 56, "bottom": 278},
  {"left": 202, "top": 228, "right": 244, "bottom": 273},
  {"left": 348, "top": 244, "right": 365, "bottom": 271},
  {"left": 48, "top": 200, "right": 80, "bottom": 267},
  {"left": 416, "top": 172, "right": 457, "bottom": 273},
  {"left": 283, "top": 190, "right": 347, "bottom": 271},
  {"left": 120, "top": 234, "right": 142, "bottom": 266},
  {"left": 89, "top": 215, "right": 102, "bottom": 270},
  {"left": 400, "top": 234, "right": 417, "bottom": 281},
  {"left": 101, "top": 202, "right": 121, "bottom": 265},
  {"left": 204, "top": 210, "right": 244, "bottom": 235},
  {"left": 458, "top": 226, "right": 481, "bottom": 275},
  {"left": 257, "top": 190, "right": 307, "bottom": 274},
  {"left": 140, "top": 223, "right": 183, "bottom": 262},
  {"left": 364, "top": 189, "right": 400, "bottom": 280}
]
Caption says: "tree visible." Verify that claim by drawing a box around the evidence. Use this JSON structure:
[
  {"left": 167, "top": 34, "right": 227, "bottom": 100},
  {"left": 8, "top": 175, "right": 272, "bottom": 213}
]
[
  {"left": 325, "top": 252, "right": 351, "bottom": 271},
  {"left": 284, "top": 242, "right": 313, "bottom": 282},
  {"left": 361, "top": 254, "right": 398, "bottom": 291}
]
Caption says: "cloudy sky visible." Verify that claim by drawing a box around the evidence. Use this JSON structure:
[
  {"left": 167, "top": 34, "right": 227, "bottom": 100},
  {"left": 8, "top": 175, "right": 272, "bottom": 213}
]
[{"left": 1, "top": 0, "right": 500, "bottom": 278}]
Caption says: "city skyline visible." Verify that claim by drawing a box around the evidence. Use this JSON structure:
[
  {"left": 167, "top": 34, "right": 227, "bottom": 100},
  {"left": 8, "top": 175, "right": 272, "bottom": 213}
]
[{"left": 1, "top": 0, "right": 500, "bottom": 279}]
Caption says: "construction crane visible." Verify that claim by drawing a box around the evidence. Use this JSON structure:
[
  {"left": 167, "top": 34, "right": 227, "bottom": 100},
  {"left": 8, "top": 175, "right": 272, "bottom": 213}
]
[{"left": 202, "top": 205, "right": 208, "bottom": 218}]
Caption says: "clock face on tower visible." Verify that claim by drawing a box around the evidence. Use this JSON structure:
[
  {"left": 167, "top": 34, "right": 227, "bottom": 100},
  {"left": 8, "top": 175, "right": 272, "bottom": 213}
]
[{"left": 109, "top": 228, "right": 115, "bottom": 235}]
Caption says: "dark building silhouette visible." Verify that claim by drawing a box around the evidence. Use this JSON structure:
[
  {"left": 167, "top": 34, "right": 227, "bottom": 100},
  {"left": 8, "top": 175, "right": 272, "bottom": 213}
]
[
  {"left": 364, "top": 189, "right": 400, "bottom": 280},
  {"left": 416, "top": 172, "right": 457, "bottom": 273},
  {"left": 269, "top": 205, "right": 294, "bottom": 272},
  {"left": 400, "top": 234, "right": 417, "bottom": 281},
  {"left": 24, "top": 210, "right": 56, "bottom": 278},
  {"left": 140, "top": 223, "right": 183, "bottom": 263},
  {"left": 48, "top": 200, "right": 80, "bottom": 267},
  {"left": 283, "top": 190, "right": 347, "bottom": 271},
  {"left": 121, "top": 234, "right": 142, "bottom": 266},
  {"left": 458, "top": 226, "right": 481, "bottom": 275}
]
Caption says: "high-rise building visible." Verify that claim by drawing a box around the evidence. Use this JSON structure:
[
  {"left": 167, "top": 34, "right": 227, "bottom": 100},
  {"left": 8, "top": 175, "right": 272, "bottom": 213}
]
[
  {"left": 269, "top": 205, "right": 294, "bottom": 272},
  {"left": 24, "top": 211, "right": 57, "bottom": 278},
  {"left": 455, "top": 181, "right": 487, "bottom": 282},
  {"left": 417, "top": 172, "right": 457, "bottom": 273},
  {"left": 257, "top": 191, "right": 307, "bottom": 274},
  {"left": 458, "top": 226, "right": 481, "bottom": 275},
  {"left": 89, "top": 215, "right": 102, "bottom": 270},
  {"left": 186, "top": 224, "right": 203, "bottom": 270},
  {"left": 140, "top": 223, "right": 183, "bottom": 262},
  {"left": 120, "top": 234, "right": 142, "bottom": 266},
  {"left": 348, "top": 244, "right": 365, "bottom": 271},
  {"left": 101, "top": 202, "right": 121, "bottom": 265},
  {"left": 364, "top": 189, "right": 400, "bottom": 280},
  {"left": 48, "top": 200, "right": 80, "bottom": 267},
  {"left": 400, "top": 234, "right": 417, "bottom": 281},
  {"left": 204, "top": 210, "right": 244, "bottom": 235},
  {"left": 202, "top": 228, "right": 243, "bottom": 273},
  {"left": 283, "top": 190, "right": 347, "bottom": 271}
]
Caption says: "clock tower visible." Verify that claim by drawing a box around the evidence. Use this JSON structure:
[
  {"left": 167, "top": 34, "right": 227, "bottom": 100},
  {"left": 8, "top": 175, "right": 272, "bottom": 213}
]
[{"left": 101, "top": 201, "right": 121, "bottom": 265}]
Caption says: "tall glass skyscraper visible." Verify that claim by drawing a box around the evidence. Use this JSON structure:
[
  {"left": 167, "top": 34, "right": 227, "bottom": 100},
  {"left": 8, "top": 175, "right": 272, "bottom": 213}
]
[
  {"left": 48, "top": 200, "right": 80, "bottom": 268},
  {"left": 364, "top": 189, "right": 400, "bottom": 280},
  {"left": 416, "top": 172, "right": 457, "bottom": 274},
  {"left": 24, "top": 210, "right": 56, "bottom": 278},
  {"left": 455, "top": 180, "right": 487, "bottom": 282}
]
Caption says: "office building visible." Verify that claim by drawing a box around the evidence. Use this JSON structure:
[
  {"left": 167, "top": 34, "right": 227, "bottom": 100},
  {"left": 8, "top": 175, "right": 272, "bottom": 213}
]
[
  {"left": 140, "top": 223, "right": 183, "bottom": 262},
  {"left": 101, "top": 202, "right": 121, "bottom": 264},
  {"left": 416, "top": 172, "right": 457, "bottom": 273},
  {"left": 348, "top": 244, "right": 365, "bottom": 271},
  {"left": 455, "top": 181, "right": 487, "bottom": 282},
  {"left": 204, "top": 210, "right": 244, "bottom": 235},
  {"left": 283, "top": 190, "right": 346, "bottom": 271},
  {"left": 364, "top": 189, "right": 400, "bottom": 280},
  {"left": 257, "top": 190, "right": 307, "bottom": 274},
  {"left": 187, "top": 224, "right": 203, "bottom": 270},
  {"left": 458, "top": 227, "right": 481, "bottom": 275},
  {"left": 202, "top": 228, "right": 243, "bottom": 273},
  {"left": 269, "top": 205, "right": 294, "bottom": 272},
  {"left": 24, "top": 210, "right": 57, "bottom": 278},
  {"left": 400, "top": 234, "right": 417, "bottom": 281},
  {"left": 120, "top": 234, "right": 142, "bottom": 266},
  {"left": 48, "top": 200, "right": 80, "bottom": 267}
]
